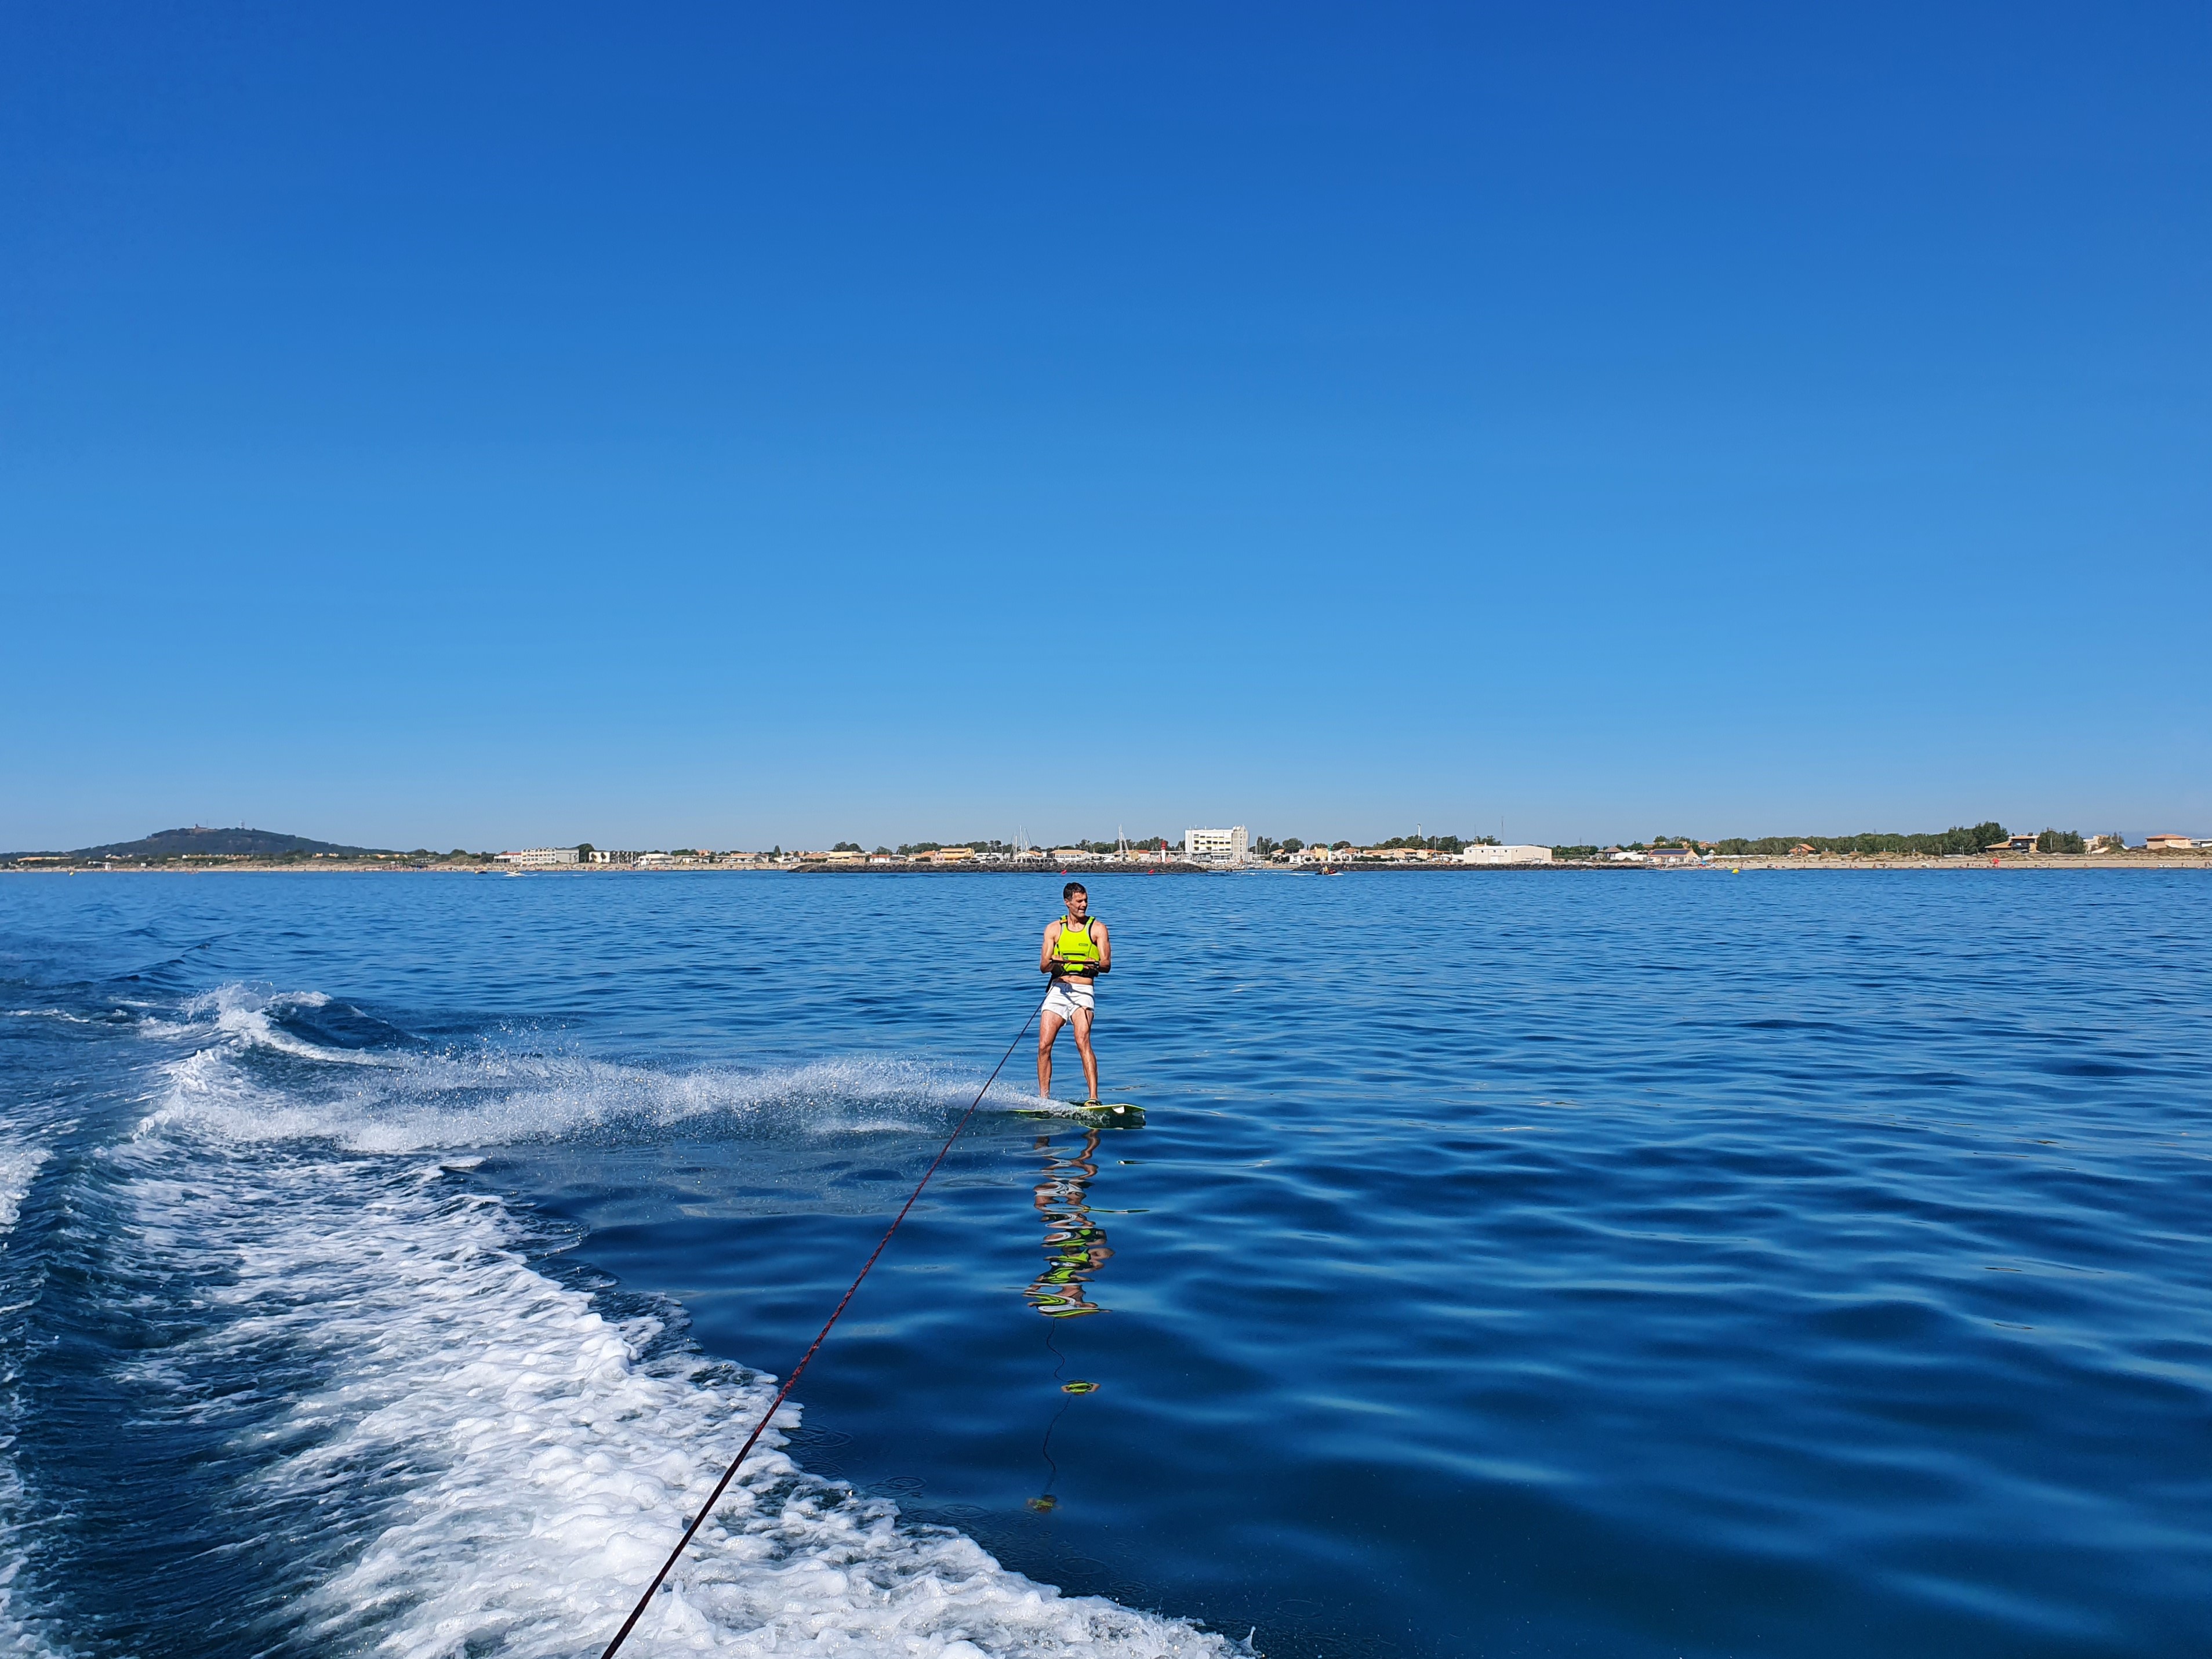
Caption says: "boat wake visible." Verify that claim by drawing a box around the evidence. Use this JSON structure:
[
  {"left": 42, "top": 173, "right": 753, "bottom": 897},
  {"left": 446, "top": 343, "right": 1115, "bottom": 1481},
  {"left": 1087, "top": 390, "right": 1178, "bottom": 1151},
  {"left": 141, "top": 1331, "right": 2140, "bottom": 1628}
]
[
  {"left": 138, "top": 985, "right": 1046, "bottom": 1154},
  {"left": 66, "top": 985, "right": 1231, "bottom": 1657}
]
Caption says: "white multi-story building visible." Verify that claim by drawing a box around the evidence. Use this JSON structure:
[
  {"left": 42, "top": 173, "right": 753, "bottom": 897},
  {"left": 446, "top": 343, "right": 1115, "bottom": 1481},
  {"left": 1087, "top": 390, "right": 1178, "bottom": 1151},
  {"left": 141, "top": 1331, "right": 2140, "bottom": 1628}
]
[
  {"left": 496, "top": 847, "right": 582, "bottom": 867},
  {"left": 1185, "top": 826, "right": 1249, "bottom": 864},
  {"left": 1462, "top": 844, "right": 1555, "bottom": 865}
]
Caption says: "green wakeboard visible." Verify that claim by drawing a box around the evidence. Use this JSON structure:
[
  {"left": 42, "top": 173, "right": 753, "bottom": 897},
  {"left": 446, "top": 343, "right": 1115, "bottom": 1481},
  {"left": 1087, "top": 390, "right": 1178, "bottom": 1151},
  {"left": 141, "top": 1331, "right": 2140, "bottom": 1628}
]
[{"left": 1012, "top": 1101, "right": 1143, "bottom": 1124}]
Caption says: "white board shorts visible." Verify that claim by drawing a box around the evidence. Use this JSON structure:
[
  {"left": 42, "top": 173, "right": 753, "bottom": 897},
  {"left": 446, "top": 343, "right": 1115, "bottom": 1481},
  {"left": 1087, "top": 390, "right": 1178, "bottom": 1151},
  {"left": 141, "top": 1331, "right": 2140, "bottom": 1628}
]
[{"left": 1041, "top": 978, "right": 1096, "bottom": 1022}]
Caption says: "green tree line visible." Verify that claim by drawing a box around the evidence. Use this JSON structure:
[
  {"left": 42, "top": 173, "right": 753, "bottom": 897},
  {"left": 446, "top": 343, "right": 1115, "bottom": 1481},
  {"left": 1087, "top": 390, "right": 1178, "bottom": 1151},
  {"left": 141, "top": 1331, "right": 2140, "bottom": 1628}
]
[{"left": 1707, "top": 822, "right": 2011, "bottom": 857}]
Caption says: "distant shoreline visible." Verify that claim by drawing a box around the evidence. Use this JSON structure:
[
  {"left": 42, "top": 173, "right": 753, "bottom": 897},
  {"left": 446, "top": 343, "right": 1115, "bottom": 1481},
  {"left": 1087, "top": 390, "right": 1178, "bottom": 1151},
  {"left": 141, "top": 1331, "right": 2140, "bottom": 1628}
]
[{"left": 5, "top": 855, "right": 2209, "bottom": 876}]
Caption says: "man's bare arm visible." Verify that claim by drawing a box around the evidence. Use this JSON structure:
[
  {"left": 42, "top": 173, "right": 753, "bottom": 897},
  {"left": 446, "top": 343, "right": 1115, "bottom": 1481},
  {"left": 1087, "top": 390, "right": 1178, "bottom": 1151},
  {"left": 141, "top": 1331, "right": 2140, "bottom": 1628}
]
[
  {"left": 1091, "top": 919, "right": 1110, "bottom": 974},
  {"left": 1040, "top": 919, "right": 1064, "bottom": 974}
]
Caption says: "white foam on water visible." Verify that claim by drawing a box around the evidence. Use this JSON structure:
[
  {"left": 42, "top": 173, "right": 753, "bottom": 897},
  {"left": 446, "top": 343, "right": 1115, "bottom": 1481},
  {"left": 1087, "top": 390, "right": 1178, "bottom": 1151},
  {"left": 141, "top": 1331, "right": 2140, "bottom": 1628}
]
[
  {"left": 186, "top": 987, "right": 333, "bottom": 1015},
  {"left": 0, "top": 1461, "right": 72, "bottom": 1659},
  {"left": 198, "top": 985, "right": 383, "bottom": 1066},
  {"left": 0, "top": 1145, "right": 45, "bottom": 1235},
  {"left": 0, "top": 1139, "right": 66, "bottom": 1657},
  {"left": 115, "top": 991, "right": 1226, "bottom": 1656},
  {"left": 142, "top": 1046, "right": 1038, "bottom": 1153},
  {"left": 130, "top": 986, "right": 342, "bottom": 1051},
  {"left": 119, "top": 1152, "right": 1228, "bottom": 1659},
  {"left": 137, "top": 986, "right": 1038, "bottom": 1153}
]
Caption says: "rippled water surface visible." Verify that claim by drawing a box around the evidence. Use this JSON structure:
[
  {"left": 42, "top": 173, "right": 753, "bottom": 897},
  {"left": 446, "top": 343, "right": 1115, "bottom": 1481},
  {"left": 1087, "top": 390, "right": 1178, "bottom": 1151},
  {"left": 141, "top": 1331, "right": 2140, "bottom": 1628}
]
[{"left": 0, "top": 870, "right": 2207, "bottom": 1658}]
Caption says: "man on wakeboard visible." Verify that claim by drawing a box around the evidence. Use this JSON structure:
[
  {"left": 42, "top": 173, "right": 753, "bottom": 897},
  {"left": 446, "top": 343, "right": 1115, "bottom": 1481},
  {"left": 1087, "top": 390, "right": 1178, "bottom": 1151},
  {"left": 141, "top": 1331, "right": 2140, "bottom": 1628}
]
[{"left": 1038, "top": 881, "right": 1110, "bottom": 1101}]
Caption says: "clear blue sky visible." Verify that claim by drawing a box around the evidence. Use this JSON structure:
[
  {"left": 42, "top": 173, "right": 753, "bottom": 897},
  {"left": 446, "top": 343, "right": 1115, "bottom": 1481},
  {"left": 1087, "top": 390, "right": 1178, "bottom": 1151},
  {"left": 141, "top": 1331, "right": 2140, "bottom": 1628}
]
[{"left": 5, "top": 3, "right": 2206, "bottom": 851}]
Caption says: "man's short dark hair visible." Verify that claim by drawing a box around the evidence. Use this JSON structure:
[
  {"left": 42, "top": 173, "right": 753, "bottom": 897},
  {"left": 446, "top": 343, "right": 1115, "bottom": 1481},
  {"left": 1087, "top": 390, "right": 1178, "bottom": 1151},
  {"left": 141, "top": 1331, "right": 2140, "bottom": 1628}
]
[{"left": 1063, "top": 881, "right": 1087, "bottom": 901}]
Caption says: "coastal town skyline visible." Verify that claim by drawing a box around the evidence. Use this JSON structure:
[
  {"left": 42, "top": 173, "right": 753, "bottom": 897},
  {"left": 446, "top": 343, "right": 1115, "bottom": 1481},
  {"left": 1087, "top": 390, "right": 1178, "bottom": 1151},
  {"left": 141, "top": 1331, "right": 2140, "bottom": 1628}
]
[{"left": 9, "top": 819, "right": 2204, "bottom": 870}]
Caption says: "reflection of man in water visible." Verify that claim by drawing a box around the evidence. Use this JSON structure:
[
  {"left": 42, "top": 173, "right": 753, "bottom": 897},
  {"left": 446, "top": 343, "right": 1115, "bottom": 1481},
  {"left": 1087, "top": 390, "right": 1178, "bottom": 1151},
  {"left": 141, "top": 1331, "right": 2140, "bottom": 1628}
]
[
  {"left": 1026, "top": 1126, "right": 1114, "bottom": 1318},
  {"left": 1037, "top": 882, "right": 1110, "bottom": 1102}
]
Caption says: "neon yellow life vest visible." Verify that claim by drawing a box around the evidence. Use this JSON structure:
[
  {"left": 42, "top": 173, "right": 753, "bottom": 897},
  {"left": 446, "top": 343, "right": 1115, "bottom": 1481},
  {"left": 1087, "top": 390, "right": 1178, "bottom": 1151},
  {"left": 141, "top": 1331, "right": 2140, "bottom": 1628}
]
[{"left": 1054, "top": 914, "right": 1101, "bottom": 976}]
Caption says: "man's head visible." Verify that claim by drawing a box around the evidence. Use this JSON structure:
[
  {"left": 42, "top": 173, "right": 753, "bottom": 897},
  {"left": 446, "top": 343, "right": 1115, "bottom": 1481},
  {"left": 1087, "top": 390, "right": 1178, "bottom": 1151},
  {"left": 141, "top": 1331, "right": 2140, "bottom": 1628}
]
[{"left": 1063, "top": 881, "right": 1088, "bottom": 914}]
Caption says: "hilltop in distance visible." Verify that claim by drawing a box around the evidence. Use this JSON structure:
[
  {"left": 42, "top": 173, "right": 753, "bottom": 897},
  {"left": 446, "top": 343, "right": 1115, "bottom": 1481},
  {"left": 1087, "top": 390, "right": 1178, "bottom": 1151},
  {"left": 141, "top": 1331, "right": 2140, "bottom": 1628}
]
[{"left": 2, "top": 826, "right": 397, "bottom": 863}]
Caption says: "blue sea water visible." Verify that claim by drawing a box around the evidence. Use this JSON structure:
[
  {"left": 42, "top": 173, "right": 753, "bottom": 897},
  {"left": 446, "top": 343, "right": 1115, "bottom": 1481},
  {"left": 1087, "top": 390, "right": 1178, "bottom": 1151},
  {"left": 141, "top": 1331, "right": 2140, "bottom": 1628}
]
[{"left": 0, "top": 869, "right": 2206, "bottom": 1658}]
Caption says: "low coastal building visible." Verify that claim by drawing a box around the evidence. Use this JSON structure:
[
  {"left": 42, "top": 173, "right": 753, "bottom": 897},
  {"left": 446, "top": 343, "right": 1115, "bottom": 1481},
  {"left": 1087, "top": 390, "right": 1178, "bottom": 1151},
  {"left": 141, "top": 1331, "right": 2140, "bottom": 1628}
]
[
  {"left": 1646, "top": 845, "right": 1701, "bottom": 864},
  {"left": 1462, "top": 845, "right": 1555, "bottom": 865},
  {"left": 1185, "top": 826, "right": 1249, "bottom": 865},
  {"left": 495, "top": 847, "right": 580, "bottom": 867},
  {"left": 2146, "top": 834, "right": 2195, "bottom": 852}
]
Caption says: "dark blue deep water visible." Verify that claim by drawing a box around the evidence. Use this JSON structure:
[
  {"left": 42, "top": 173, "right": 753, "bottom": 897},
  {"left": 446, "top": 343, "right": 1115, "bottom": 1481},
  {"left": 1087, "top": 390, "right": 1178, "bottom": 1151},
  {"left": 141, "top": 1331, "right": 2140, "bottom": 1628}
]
[{"left": 0, "top": 870, "right": 2206, "bottom": 1658}]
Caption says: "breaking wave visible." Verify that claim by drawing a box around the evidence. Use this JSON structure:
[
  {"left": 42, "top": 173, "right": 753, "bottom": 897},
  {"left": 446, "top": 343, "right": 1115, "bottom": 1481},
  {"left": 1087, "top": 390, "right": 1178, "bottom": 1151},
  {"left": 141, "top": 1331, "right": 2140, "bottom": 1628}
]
[
  {"left": 137, "top": 986, "right": 1047, "bottom": 1154},
  {"left": 0, "top": 1145, "right": 45, "bottom": 1236}
]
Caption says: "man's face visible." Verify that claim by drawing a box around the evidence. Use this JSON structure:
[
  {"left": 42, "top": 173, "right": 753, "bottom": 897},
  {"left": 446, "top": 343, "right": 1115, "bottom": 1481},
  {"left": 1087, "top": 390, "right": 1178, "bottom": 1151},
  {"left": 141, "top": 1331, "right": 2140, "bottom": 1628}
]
[{"left": 1066, "top": 890, "right": 1088, "bottom": 917}]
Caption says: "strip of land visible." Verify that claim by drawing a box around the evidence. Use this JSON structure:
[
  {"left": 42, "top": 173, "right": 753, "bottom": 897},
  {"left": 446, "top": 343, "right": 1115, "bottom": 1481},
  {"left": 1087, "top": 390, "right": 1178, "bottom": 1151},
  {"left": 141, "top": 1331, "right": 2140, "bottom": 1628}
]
[
  {"left": 8, "top": 825, "right": 2206, "bottom": 874},
  {"left": 6, "top": 853, "right": 2207, "bottom": 874}
]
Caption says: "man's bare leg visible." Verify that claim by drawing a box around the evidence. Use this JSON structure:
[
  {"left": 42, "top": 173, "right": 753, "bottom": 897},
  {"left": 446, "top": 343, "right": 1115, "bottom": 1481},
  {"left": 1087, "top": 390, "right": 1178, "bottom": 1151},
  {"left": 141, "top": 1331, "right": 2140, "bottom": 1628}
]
[
  {"left": 1071, "top": 1006, "right": 1099, "bottom": 1101},
  {"left": 1037, "top": 1009, "right": 1066, "bottom": 1097}
]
